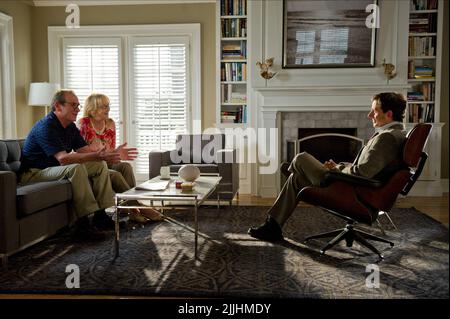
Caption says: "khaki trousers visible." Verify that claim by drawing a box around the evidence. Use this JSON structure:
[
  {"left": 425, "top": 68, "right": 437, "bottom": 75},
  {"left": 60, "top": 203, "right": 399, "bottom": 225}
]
[
  {"left": 268, "top": 152, "right": 328, "bottom": 227},
  {"left": 109, "top": 162, "right": 136, "bottom": 193},
  {"left": 20, "top": 161, "right": 115, "bottom": 222},
  {"left": 109, "top": 162, "right": 142, "bottom": 206}
]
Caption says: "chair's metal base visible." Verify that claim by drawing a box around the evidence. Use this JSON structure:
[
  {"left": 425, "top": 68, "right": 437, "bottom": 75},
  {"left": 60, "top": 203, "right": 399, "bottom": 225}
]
[
  {"left": 376, "top": 211, "right": 398, "bottom": 235},
  {"left": 305, "top": 224, "right": 394, "bottom": 260}
]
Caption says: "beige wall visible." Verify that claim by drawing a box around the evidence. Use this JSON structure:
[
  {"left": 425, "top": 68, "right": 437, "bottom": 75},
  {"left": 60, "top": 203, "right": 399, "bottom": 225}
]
[
  {"left": 440, "top": 0, "right": 448, "bottom": 178},
  {"left": 30, "top": 3, "right": 216, "bottom": 130},
  {"left": 0, "top": 1, "right": 34, "bottom": 138}
]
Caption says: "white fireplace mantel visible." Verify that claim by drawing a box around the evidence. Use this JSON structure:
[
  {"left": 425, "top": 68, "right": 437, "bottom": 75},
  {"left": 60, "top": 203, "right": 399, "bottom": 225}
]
[{"left": 255, "top": 84, "right": 410, "bottom": 113}]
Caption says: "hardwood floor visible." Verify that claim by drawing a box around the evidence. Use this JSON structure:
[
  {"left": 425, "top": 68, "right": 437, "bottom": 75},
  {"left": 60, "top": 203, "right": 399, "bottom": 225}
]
[{"left": 232, "top": 193, "right": 449, "bottom": 227}]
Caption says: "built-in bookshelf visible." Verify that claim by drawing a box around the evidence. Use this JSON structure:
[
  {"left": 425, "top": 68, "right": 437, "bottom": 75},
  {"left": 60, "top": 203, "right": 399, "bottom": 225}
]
[
  {"left": 405, "top": 0, "right": 444, "bottom": 190},
  {"left": 217, "top": 0, "right": 248, "bottom": 125},
  {"left": 407, "top": 0, "right": 441, "bottom": 124}
]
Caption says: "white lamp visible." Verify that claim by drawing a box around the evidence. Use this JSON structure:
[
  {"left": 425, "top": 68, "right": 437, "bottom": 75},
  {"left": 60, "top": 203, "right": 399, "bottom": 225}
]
[{"left": 28, "top": 82, "right": 61, "bottom": 114}]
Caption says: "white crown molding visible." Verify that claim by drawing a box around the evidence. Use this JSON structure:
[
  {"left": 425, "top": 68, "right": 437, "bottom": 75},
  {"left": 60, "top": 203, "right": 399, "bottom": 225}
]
[{"left": 33, "top": 0, "right": 215, "bottom": 6}]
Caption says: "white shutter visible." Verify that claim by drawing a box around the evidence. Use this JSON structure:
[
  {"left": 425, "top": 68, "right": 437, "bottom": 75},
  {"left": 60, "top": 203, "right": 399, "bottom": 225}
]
[
  {"left": 63, "top": 38, "right": 122, "bottom": 145},
  {"left": 130, "top": 37, "right": 189, "bottom": 177}
]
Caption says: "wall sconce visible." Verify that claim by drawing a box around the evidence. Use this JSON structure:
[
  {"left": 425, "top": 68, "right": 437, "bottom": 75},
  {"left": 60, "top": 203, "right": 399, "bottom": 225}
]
[
  {"left": 256, "top": 57, "right": 277, "bottom": 80},
  {"left": 382, "top": 59, "right": 397, "bottom": 82}
]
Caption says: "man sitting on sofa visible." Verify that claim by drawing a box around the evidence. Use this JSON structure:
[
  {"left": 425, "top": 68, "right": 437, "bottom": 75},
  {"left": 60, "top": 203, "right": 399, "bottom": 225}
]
[
  {"left": 19, "top": 89, "right": 137, "bottom": 239},
  {"left": 248, "top": 92, "right": 407, "bottom": 242}
]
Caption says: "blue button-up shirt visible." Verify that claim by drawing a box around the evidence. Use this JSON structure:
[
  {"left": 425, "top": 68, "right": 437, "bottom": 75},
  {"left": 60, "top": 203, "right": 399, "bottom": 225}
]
[{"left": 21, "top": 112, "right": 87, "bottom": 170}]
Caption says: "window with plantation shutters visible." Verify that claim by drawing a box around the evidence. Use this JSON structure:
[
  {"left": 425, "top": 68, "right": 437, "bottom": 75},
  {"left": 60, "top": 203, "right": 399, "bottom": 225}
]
[
  {"left": 63, "top": 38, "right": 122, "bottom": 145},
  {"left": 49, "top": 24, "right": 201, "bottom": 182},
  {"left": 129, "top": 37, "right": 189, "bottom": 177}
]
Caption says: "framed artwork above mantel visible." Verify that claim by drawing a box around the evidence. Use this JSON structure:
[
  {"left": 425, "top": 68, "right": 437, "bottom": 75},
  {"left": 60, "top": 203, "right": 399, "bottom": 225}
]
[{"left": 282, "top": 0, "right": 378, "bottom": 69}]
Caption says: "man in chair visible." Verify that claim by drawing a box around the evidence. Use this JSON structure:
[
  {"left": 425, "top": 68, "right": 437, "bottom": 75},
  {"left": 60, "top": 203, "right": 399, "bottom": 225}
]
[{"left": 248, "top": 92, "right": 407, "bottom": 242}]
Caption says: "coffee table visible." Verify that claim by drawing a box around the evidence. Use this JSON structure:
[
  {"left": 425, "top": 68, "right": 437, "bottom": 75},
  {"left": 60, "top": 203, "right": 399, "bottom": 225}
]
[{"left": 112, "top": 175, "right": 222, "bottom": 260}]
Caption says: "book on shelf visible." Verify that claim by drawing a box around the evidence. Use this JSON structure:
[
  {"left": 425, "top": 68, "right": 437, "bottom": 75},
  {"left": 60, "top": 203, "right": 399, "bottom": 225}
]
[
  {"left": 221, "top": 62, "right": 247, "bottom": 82},
  {"left": 424, "top": 103, "right": 434, "bottom": 122},
  {"left": 221, "top": 84, "right": 247, "bottom": 104},
  {"left": 409, "top": 83, "right": 435, "bottom": 101},
  {"left": 221, "top": 0, "right": 247, "bottom": 16},
  {"left": 221, "top": 18, "right": 247, "bottom": 38},
  {"left": 413, "top": 65, "right": 434, "bottom": 79},
  {"left": 221, "top": 105, "right": 247, "bottom": 124},
  {"left": 407, "top": 91, "right": 424, "bottom": 101},
  {"left": 408, "top": 36, "right": 435, "bottom": 56},
  {"left": 410, "top": 0, "right": 438, "bottom": 11},
  {"left": 409, "top": 12, "right": 437, "bottom": 33},
  {"left": 222, "top": 42, "right": 247, "bottom": 60},
  {"left": 414, "top": 75, "right": 434, "bottom": 79},
  {"left": 229, "top": 92, "right": 246, "bottom": 103},
  {"left": 408, "top": 103, "right": 434, "bottom": 123}
]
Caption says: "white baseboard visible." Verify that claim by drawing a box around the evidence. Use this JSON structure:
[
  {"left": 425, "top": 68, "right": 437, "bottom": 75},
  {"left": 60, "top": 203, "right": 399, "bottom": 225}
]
[
  {"left": 407, "top": 179, "right": 446, "bottom": 197},
  {"left": 255, "top": 179, "right": 448, "bottom": 198},
  {"left": 259, "top": 187, "right": 278, "bottom": 198},
  {"left": 238, "top": 182, "right": 251, "bottom": 195}
]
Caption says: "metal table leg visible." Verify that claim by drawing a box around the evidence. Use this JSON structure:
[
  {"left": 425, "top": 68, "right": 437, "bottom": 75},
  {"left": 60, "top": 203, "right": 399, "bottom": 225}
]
[
  {"left": 217, "top": 191, "right": 220, "bottom": 210},
  {"left": 194, "top": 200, "right": 198, "bottom": 259},
  {"left": 113, "top": 196, "right": 120, "bottom": 260}
]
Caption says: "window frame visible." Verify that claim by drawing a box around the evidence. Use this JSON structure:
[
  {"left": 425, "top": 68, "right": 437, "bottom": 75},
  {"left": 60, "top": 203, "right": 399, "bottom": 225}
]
[
  {"left": 128, "top": 36, "right": 190, "bottom": 151},
  {"left": 0, "top": 12, "right": 16, "bottom": 139}
]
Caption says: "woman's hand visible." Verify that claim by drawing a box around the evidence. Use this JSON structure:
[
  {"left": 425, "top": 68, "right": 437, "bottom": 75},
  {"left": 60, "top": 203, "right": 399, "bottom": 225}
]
[
  {"left": 97, "top": 146, "right": 121, "bottom": 164},
  {"left": 116, "top": 142, "right": 138, "bottom": 161}
]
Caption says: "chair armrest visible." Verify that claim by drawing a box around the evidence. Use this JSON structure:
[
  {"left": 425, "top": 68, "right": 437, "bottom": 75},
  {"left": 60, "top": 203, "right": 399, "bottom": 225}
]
[
  {"left": 148, "top": 150, "right": 172, "bottom": 179},
  {"left": 322, "top": 171, "right": 383, "bottom": 188},
  {"left": 0, "top": 171, "right": 19, "bottom": 253}
]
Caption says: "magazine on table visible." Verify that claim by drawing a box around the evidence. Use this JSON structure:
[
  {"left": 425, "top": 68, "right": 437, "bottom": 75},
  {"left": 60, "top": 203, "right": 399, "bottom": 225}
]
[{"left": 135, "top": 180, "right": 170, "bottom": 191}]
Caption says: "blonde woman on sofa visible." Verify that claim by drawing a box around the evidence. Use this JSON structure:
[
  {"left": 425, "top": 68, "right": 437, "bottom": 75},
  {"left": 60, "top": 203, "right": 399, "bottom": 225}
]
[{"left": 78, "top": 93, "right": 163, "bottom": 223}]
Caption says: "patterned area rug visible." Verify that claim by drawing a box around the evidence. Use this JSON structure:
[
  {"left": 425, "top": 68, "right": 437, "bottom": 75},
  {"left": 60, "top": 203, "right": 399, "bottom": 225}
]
[{"left": 0, "top": 206, "right": 448, "bottom": 298}]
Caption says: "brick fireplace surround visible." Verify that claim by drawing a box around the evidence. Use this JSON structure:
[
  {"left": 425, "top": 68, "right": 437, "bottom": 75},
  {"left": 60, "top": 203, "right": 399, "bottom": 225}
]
[{"left": 281, "top": 111, "right": 373, "bottom": 162}]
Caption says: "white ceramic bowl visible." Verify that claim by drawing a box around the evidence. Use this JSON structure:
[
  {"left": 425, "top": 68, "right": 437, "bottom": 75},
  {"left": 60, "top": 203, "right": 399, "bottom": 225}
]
[{"left": 178, "top": 164, "right": 200, "bottom": 182}]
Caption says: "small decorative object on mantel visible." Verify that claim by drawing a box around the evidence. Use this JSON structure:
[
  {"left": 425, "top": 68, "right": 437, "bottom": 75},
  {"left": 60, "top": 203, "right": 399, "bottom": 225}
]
[
  {"left": 178, "top": 164, "right": 200, "bottom": 182},
  {"left": 382, "top": 59, "right": 397, "bottom": 83},
  {"left": 256, "top": 57, "right": 277, "bottom": 80}
]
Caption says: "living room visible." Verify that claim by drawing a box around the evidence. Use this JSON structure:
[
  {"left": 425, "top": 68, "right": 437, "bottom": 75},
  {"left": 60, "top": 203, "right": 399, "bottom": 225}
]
[{"left": 0, "top": 0, "right": 448, "bottom": 306}]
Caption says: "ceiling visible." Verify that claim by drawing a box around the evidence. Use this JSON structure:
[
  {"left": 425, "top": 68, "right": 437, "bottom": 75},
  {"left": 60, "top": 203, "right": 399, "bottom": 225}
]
[{"left": 32, "top": 0, "right": 215, "bottom": 6}]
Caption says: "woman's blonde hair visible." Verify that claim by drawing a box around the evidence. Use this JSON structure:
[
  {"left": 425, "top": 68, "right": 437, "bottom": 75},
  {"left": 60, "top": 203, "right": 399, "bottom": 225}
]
[{"left": 83, "top": 93, "right": 110, "bottom": 118}]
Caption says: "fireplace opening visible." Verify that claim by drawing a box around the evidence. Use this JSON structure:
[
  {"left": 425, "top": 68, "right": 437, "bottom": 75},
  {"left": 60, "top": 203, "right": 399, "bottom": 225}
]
[{"left": 286, "top": 128, "right": 363, "bottom": 164}]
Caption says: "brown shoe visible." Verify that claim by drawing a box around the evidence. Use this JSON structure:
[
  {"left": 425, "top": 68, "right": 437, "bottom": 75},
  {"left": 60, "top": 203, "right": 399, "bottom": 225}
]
[
  {"left": 139, "top": 208, "right": 164, "bottom": 221},
  {"left": 129, "top": 210, "right": 150, "bottom": 224}
]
